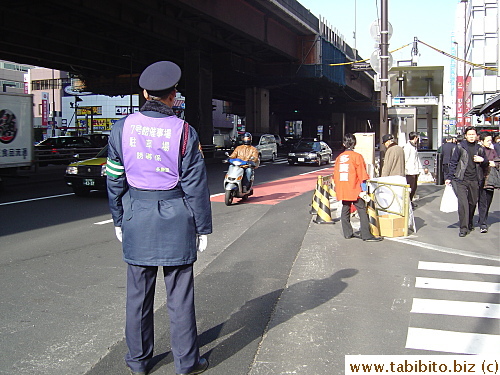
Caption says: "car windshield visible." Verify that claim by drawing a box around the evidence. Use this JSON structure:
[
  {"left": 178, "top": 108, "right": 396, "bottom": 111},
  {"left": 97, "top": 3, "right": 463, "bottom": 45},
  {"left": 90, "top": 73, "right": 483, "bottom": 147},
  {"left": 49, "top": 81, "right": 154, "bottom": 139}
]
[
  {"left": 95, "top": 145, "right": 108, "bottom": 158},
  {"left": 294, "top": 141, "right": 320, "bottom": 152}
]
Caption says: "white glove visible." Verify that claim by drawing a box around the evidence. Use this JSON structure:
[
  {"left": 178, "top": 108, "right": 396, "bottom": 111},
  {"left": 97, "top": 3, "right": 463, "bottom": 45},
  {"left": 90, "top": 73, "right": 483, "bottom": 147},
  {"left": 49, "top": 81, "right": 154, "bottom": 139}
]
[
  {"left": 359, "top": 191, "right": 371, "bottom": 203},
  {"left": 196, "top": 234, "right": 208, "bottom": 252},
  {"left": 115, "top": 226, "right": 123, "bottom": 242}
]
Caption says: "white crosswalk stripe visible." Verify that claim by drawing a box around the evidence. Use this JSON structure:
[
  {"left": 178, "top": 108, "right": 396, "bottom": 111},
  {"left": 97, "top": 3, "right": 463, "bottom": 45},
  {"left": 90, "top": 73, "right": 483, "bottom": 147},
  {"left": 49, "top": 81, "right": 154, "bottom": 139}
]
[
  {"left": 411, "top": 298, "right": 500, "bottom": 319},
  {"left": 406, "top": 327, "right": 500, "bottom": 355},
  {"left": 405, "top": 261, "right": 500, "bottom": 354}
]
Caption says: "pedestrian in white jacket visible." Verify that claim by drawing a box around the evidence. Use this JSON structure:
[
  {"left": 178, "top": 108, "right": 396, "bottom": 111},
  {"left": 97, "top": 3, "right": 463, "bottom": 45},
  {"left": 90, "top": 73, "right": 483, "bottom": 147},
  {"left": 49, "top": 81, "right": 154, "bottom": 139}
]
[{"left": 403, "top": 131, "right": 422, "bottom": 207}]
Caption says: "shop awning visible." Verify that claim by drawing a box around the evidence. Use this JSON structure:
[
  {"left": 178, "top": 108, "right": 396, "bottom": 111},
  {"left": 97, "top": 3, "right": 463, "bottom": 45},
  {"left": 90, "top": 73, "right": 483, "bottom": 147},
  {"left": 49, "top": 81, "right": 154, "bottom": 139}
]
[
  {"left": 480, "top": 93, "right": 500, "bottom": 115},
  {"left": 464, "top": 104, "right": 482, "bottom": 117}
]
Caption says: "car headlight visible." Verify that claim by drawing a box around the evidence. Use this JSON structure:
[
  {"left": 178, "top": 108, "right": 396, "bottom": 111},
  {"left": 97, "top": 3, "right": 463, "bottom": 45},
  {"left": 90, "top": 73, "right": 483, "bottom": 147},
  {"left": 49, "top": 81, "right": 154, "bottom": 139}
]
[
  {"left": 308, "top": 153, "right": 317, "bottom": 158},
  {"left": 288, "top": 153, "right": 295, "bottom": 157},
  {"left": 101, "top": 164, "right": 107, "bottom": 176},
  {"left": 66, "top": 166, "right": 78, "bottom": 175}
]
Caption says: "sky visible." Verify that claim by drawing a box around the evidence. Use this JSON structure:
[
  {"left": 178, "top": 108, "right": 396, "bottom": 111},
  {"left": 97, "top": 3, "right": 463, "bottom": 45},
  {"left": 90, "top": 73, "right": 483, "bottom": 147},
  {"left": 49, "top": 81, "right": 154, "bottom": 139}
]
[{"left": 298, "top": 0, "right": 460, "bottom": 72}]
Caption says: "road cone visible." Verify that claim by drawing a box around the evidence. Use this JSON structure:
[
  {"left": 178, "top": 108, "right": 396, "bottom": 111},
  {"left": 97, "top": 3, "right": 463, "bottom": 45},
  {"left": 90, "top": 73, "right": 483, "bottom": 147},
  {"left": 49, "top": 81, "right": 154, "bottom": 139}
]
[
  {"left": 313, "top": 183, "right": 334, "bottom": 224},
  {"left": 309, "top": 176, "right": 321, "bottom": 214},
  {"left": 366, "top": 193, "right": 380, "bottom": 236}
]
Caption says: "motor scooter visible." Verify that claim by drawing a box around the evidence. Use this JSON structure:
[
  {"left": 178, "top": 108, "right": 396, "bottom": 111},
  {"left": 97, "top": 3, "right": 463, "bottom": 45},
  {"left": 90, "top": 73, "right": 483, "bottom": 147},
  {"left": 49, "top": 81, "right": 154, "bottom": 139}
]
[{"left": 223, "top": 158, "right": 255, "bottom": 205}]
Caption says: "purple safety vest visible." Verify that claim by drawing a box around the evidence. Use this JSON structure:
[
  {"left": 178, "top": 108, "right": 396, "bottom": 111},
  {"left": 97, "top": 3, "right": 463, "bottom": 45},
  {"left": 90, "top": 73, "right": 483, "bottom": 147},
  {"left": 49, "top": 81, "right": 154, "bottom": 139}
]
[{"left": 122, "top": 113, "right": 184, "bottom": 190}]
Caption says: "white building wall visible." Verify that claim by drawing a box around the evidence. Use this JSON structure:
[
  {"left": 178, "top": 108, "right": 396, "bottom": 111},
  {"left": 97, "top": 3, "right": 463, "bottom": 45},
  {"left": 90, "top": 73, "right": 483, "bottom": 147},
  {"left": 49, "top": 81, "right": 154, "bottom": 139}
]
[{"left": 457, "top": 0, "right": 499, "bottom": 127}]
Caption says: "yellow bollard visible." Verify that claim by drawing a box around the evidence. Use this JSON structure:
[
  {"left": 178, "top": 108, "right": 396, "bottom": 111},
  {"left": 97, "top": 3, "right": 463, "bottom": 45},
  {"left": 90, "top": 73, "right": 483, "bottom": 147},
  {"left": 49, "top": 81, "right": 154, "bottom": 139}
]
[
  {"left": 366, "top": 193, "right": 380, "bottom": 236},
  {"left": 310, "top": 176, "right": 321, "bottom": 214},
  {"left": 313, "top": 183, "right": 335, "bottom": 224}
]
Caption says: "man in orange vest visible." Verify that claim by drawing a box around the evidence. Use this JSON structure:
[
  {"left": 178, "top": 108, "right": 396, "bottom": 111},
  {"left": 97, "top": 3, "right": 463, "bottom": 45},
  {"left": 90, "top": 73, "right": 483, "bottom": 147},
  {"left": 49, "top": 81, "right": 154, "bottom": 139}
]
[{"left": 333, "top": 133, "right": 383, "bottom": 242}]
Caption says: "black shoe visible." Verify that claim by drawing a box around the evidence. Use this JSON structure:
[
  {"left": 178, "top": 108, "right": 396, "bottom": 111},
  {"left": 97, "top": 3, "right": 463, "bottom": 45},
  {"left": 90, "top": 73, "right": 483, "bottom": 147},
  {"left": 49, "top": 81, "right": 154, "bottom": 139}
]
[
  {"left": 411, "top": 202, "right": 418, "bottom": 209},
  {"left": 480, "top": 227, "right": 488, "bottom": 233},
  {"left": 345, "top": 232, "right": 361, "bottom": 239},
  {"left": 468, "top": 226, "right": 475, "bottom": 232},
  {"left": 364, "top": 236, "right": 383, "bottom": 242},
  {"left": 459, "top": 231, "right": 467, "bottom": 237},
  {"left": 128, "top": 367, "right": 147, "bottom": 375},
  {"left": 177, "top": 358, "right": 208, "bottom": 375}
]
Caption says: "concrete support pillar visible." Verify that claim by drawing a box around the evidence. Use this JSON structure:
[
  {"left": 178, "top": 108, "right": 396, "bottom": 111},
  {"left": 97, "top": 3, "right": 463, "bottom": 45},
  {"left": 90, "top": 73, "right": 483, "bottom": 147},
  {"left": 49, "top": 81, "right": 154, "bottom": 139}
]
[
  {"left": 245, "top": 87, "right": 270, "bottom": 133},
  {"left": 184, "top": 48, "right": 213, "bottom": 149}
]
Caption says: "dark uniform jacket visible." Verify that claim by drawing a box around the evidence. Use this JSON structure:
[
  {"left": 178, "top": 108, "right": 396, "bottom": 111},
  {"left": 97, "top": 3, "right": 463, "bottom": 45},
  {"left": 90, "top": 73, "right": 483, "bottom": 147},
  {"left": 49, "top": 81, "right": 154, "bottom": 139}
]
[{"left": 107, "top": 102, "right": 212, "bottom": 266}]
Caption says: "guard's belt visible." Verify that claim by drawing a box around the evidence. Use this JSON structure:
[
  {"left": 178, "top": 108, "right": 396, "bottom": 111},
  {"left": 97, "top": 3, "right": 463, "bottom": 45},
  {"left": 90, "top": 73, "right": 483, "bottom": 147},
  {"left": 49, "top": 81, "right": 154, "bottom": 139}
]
[{"left": 129, "top": 187, "right": 184, "bottom": 200}]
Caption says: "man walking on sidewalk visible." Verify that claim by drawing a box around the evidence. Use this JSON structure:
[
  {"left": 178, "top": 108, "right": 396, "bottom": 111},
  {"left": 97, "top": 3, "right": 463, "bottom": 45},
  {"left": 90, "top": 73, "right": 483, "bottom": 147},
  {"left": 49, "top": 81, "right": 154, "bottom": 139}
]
[
  {"left": 403, "top": 131, "right": 422, "bottom": 208},
  {"left": 445, "top": 126, "right": 488, "bottom": 237},
  {"left": 381, "top": 134, "right": 405, "bottom": 177}
]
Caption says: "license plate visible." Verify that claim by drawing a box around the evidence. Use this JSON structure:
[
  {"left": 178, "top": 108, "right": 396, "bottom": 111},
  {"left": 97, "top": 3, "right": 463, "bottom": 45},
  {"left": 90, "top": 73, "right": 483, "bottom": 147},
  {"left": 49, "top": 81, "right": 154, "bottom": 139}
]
[
  {"left": 83, "top": 179, "right": 95, "bottom": 186},
  {"left": 298, "top": 158, "right": 305, "bottom": 162}
]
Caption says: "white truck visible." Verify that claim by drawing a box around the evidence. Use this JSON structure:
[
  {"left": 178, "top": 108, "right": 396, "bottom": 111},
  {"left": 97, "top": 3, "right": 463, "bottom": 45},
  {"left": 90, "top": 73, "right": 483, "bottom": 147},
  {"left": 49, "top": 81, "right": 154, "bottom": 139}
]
[{"left": 0, "top": 92, "right": 34, "bottom": 190}]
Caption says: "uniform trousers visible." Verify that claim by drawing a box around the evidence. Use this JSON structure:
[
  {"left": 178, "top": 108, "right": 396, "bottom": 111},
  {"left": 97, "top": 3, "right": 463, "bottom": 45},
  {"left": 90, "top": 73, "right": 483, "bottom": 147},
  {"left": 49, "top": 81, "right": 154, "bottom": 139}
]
[
  {"left": 125, "top": 263, "right": 200, "bottom": 374},
  {"left": 341, "top": 198, "right": 373, "bottom": 240},
  {"left": 451, "top": 179, "right": 479, "bottom": 233},
  {"left": 478, "top": 185, "right": 494, "bottom": 229}
]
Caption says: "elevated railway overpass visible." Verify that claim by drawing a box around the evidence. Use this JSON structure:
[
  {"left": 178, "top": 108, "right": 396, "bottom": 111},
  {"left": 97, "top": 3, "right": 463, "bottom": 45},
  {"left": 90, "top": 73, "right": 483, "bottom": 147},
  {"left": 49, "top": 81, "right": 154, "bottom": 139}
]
[{"left": 1, "top": 0, "right": 378, "bottom": 148}]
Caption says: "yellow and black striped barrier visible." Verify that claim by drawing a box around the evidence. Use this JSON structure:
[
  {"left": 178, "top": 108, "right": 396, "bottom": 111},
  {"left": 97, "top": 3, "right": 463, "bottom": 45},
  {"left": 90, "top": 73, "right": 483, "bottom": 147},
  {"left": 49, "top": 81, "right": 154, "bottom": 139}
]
[
  {"left": 310, "top": 176, "right": 322, "bottom": 215},
  {"left": 313, "top": 180, "right": 335, "bottom": 224},
  {"left": 366, "top": 193, "right": 380, "bottom": 236}
]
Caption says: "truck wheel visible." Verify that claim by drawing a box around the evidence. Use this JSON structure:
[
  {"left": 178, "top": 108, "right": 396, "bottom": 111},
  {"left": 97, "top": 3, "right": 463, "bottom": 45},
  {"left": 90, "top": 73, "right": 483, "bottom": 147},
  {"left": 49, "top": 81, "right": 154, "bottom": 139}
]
[
  {"left": 73, "top": 186, "right": 91, "bottom": 197},
  {"left": 224, "top": 190, "right": 234, "bottom": 206}
]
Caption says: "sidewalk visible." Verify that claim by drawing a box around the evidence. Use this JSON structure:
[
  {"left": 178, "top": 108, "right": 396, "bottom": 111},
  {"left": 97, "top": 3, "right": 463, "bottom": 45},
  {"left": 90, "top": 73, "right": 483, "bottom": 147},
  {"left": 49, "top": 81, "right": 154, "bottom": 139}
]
[{"left": 248, "top": 183, "right": 500, "bottom": 374}]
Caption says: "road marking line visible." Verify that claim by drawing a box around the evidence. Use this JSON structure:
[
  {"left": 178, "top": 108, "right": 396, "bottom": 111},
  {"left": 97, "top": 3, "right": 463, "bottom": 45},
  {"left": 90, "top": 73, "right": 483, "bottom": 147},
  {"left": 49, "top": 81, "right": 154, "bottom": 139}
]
[
  {"left": 419, "top": 261, "right": 500, "bottom": 275},
  {"left": 388, "top": 237, "right": 500, "bottom": 262},
  {"left": 94, "top": 219, "right": 114, "bottom": 225},
  {"left": 406, "top": 327, "right": 500, "bottom": 354},
  {"left": 415, "top": 277, "right": 500, "bottom": 294},
  {"left": 411, "top": 298, "right": 500, "bottom": 319},
  {"left": 0, "top": 193, "right": 74, "bottom": 206}
]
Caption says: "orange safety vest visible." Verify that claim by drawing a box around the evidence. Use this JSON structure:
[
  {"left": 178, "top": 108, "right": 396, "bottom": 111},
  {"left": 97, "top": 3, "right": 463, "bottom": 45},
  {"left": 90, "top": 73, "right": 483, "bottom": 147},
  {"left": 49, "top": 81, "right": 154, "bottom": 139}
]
[{"left": 333, "top": 150, "right": 369, "bottom": 201}]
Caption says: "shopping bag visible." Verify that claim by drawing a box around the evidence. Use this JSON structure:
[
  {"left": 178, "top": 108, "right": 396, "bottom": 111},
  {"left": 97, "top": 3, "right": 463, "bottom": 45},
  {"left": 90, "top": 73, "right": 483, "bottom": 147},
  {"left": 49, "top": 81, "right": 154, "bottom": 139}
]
[{"left": 439, "top": 184, "right": 458, "bottom": 213}]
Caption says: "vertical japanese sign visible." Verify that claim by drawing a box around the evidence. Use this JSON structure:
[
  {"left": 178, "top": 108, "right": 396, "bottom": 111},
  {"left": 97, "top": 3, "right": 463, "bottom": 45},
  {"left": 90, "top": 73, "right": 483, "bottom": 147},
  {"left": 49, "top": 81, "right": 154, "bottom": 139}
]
[
  {"left": 456, "top": 76, "right": 463, "bottom": 132},
  {"left": 24, "top": 74, "right": 29, "bottom": 94},
  {"left": 464, "top": 76, "right": 472, "bottom": 126},
  {"left": 41, "top": 92, "right": 49, "bottom": 127},
  {"left": 450, "top": 36, "right": 457, "bottom": 109}
]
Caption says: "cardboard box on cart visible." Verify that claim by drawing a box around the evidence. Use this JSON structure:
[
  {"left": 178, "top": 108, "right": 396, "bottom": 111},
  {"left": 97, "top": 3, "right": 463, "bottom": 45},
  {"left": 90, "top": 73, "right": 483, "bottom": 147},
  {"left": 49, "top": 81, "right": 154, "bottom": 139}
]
[{"left": 378, "top": 214, "right": 405, "bottom": 237}]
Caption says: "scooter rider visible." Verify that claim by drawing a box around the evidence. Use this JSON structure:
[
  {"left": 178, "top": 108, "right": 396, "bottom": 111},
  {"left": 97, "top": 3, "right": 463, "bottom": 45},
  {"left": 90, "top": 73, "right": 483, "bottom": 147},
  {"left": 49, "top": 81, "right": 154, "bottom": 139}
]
[{"left": 229, "top": 132, "right": 259, "bottom": 192}]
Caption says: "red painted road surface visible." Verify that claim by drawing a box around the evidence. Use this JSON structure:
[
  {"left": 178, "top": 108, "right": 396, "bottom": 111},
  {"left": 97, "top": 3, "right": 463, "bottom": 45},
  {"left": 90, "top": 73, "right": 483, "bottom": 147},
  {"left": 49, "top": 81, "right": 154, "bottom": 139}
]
[{"left": 211, "top": 168, "right": 332, "bottom": 205}]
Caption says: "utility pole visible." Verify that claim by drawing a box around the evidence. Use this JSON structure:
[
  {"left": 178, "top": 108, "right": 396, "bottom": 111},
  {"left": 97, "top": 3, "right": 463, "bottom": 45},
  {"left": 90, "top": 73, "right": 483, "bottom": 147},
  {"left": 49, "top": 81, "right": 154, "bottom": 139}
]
[{"left": 379, "top": 0, "right": 389, "bottom": 142}]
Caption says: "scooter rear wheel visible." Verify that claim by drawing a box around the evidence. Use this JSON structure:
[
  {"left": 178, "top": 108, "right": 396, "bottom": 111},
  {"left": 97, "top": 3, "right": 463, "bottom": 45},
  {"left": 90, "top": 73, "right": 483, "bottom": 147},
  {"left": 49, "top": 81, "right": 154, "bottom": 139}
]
[{"left": 224, "top": 190, "right": 234, "bottom": 206}]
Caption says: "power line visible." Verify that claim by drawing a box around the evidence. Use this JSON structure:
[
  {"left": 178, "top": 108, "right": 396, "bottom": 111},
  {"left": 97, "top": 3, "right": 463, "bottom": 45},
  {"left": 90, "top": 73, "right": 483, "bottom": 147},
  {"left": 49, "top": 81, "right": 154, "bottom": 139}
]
[{"left": 417, "top": 39, "right": 497, "bottom": 71}]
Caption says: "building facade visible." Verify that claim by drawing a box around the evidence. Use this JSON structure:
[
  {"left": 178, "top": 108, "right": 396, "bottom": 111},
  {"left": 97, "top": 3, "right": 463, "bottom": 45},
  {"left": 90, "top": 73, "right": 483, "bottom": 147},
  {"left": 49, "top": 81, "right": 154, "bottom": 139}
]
[{"left": 456, "top": 0, "right": 499, "bottom": 132}]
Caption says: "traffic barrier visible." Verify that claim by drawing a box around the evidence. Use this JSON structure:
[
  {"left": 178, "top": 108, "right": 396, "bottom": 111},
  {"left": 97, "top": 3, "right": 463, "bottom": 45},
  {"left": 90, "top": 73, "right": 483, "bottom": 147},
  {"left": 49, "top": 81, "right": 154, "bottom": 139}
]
[
  {"left": 310, "top": 174, "right": 336, "bottom": 214},
  {"left": 367, "top": 178, "right": 411, "bottom": 237},
  {"left": 366, "top": 193, "right": 380, "bottom": 236},
  {"left": 313, "top": 182, "right": 334, "bottom": 224},
  {"left": 310, "top": 176, "right": 321, "bottom": 214}
]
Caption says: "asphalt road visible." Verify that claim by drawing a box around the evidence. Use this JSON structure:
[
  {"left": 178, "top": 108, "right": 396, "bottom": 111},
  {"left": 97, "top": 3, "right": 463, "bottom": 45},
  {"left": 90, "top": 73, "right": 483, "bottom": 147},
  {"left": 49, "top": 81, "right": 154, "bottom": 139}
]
[{"left": 0, "top": 157, "right": 498, "bottom": 375}]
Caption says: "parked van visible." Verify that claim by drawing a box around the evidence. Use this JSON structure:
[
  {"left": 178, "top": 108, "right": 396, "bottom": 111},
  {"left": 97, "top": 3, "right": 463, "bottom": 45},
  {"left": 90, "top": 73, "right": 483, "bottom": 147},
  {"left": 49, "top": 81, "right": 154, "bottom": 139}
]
[{"left": 251, "top": 133, "right": 277, "bottom": 162}]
